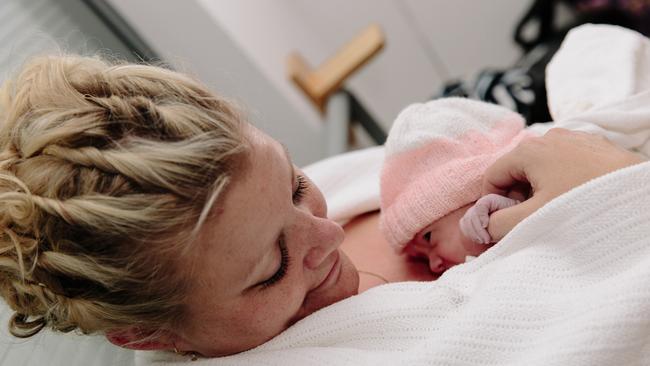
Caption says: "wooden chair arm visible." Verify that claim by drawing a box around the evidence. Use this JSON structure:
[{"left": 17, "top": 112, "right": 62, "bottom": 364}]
[{"left": 287, "top": 24, "right": 385, "bottom": 112}]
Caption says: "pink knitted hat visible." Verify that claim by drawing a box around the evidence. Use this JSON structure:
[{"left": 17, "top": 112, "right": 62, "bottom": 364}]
[{"left": 379, "top": 98, "right": 531, "bottom": 251}]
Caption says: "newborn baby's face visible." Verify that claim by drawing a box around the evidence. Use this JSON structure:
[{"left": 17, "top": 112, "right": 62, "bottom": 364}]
[{"left": 404, "top": 203, "right": 489, "bottom": 274}]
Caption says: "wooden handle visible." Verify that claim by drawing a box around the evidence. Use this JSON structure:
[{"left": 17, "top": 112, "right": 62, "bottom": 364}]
[{"left": 287, "top": 24, "right": 385, "bottom": 112}]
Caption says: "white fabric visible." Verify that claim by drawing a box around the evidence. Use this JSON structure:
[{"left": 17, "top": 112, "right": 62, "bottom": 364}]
[
  {"left": 140, "top": 161, "right": 650, "bottom": 365},
  {"left": 303, "top": 146, "right": 384, "bottom": 225},
  {"left": 546, "top": 24, "right": 650, "bottom": 122},
  {"left": 540, "top": 24, "right": 650, "bottom": 156},
  {"left": 135, "top": 24, "right": 650, "bottom": 365},
  {"left": 384, "top": 98, "right": 522, "bottom": 155}
]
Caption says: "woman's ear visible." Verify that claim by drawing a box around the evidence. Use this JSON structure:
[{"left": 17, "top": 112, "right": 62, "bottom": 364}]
[{"left": 106, "top": 327, "right": 176, "bottom": 351}]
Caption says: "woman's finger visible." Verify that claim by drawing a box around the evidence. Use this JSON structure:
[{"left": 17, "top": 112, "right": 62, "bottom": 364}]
[
  {"left": 481, "top": 144, "right": 533, "bottom": 197},
  {"left": 486, "top": 193, "right": 550, "bottom": 241}
]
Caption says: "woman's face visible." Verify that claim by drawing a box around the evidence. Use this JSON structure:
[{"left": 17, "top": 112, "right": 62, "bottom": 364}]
[
  {"left": 404, "top": 204, "right": 489, "bottom": 274},
  {"left": 176, "top": 126, "right": 359, "bottom": 357}
]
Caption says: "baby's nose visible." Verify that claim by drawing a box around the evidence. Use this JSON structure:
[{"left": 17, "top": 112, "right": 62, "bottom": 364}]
[{"left": 428, "top": 254, "right": 445, "bottom": 274}]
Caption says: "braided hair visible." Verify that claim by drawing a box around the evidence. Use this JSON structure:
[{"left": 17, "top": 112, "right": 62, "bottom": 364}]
[{"left": 0, "top": 55, "right": 247, "bottom": 338}]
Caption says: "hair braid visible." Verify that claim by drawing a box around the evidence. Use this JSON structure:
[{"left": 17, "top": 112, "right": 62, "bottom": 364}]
[{"left": 0, "top": 54, "right": 248, "bottom": 339}]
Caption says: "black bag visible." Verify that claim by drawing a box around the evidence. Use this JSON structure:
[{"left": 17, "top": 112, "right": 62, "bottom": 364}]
[{"left": 439, "top": 0, "right": 650, "bottom": 125}]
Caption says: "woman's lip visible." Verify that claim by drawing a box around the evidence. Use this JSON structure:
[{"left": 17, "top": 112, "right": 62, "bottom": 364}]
[
  {"left": 290, "top": 251, "right": 343, "bottom": 325},
  {"left": 311, "top": 250, "right": 341, "bottom": 293}
]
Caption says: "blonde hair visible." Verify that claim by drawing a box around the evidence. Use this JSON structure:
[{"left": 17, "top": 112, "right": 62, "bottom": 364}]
[{"left": 0, "top": 55, "right": 248, "bottom": 338}]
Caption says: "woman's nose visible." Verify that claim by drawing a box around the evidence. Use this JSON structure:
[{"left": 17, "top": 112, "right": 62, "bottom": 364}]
[{"left": 303, "top": 217, "right": 345, "bottom": 270}]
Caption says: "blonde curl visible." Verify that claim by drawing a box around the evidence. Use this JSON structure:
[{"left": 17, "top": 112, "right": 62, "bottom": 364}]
[{"left": 0, "top": 54, "right": 248, "bottom": 339}]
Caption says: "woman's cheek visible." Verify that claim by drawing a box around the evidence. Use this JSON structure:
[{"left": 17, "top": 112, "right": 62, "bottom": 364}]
[
  {"left": 272, "top": 273, "right": 308, "bottom": 316},
  {"left": 246, "top": 287, "right": 304, "bottom": 334}
]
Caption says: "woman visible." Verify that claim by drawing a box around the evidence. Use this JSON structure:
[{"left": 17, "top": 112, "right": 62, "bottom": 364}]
[
  {"left": 0, "top": 54, "right": 362, "bottom": 357},
  {"left": 0, "top": 55, "right": 640, "bottom": 359}
]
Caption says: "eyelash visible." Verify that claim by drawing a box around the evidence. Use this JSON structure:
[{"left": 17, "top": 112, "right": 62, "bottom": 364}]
[
  {"left": 292, "top": 175, "right": 308, "bottom": 204},
  {"left": 261, "top": 175, "right": 306, "bottom": 289},
  {"left": 261, "top": 236, "right": 290, "bottom": 289}
]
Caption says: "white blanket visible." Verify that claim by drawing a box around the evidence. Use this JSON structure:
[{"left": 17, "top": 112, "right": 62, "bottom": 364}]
[
  {"left": 141, "top": 160, "right": 650, "bottom": 365},
  {"left": 541, "top": 24, "right": 650, "bottom": 156},
  {"left": 136, "top": 24, "right": 650, "bottom": 365}
]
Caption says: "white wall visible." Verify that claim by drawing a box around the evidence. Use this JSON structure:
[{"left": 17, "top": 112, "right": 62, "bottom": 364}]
[
  {"left": 107, "top": 0, "right": 532, "bottom": 164},
  {"left": 0, "top": 0, "right": 135, "bottom": 83},
  {"left": 196, "top": 0, "right": 532, "bottom": 132},
  {"left": 107, "top": 0, "right": 326, "bottom": 166}
]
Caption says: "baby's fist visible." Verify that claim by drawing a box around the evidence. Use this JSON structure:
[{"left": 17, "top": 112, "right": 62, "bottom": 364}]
[{"left": 460, "top": 194, "right": 520, "bottom": 244}]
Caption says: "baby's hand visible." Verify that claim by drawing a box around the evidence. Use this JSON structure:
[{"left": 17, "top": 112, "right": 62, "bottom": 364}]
[{"left": 459, "top": 194, "right": 520, "bottom": 244}]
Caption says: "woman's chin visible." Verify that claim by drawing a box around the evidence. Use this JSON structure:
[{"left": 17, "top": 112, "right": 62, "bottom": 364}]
[
  {"left": 339, "top": 251, "right": 360, "bottom": 297},
  {"left": 317, "top": 251, "right": 359, "bottom": 304},
  {"left": 294, "top": 251, "right": 359, "bottom": 321}
]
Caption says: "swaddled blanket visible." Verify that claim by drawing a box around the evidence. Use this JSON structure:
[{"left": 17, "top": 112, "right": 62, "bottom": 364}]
[{"left": 141, "top": 160, "right": 650, "bottom": 365}]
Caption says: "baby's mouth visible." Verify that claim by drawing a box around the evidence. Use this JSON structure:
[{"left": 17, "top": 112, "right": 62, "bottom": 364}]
[
  {"left": 435, "top": 256, "right": 477, "bottom": 275},
  {"left": 432, "top": 259, "right": 455, "bottom": 275}
]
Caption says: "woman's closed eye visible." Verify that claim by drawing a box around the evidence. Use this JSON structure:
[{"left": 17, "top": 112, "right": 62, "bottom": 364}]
[
  {"left": 292, "top": 175, "right": 308, "bottom": 204},
  {"left": 261, "top": 235, "right": 290, "bottom": 289},
  {"left": 259, "top": 174, "right": 308, "bottom": 289}
]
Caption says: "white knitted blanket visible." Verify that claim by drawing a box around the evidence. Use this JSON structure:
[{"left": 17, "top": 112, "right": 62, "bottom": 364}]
[
  {"left": 135, "top": 24, "right": 650, "bottom": 366},
  {"left": 140, "top": 161, "right": 650, "bottom": 365}
]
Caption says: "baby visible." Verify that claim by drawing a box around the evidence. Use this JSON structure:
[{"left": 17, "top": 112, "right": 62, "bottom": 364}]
[{"left": 379, "top": 98, "right": 531, "bottom": 274}]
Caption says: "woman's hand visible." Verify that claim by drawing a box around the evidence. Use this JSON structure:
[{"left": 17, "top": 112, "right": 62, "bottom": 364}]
[{"left": 482, "top": 128, "right": 644, "bottom": 241}]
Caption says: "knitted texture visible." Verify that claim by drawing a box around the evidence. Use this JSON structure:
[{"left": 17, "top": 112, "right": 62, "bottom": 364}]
[
  {"left": 379, "top": 98, "right": 529, "bottom": 250},
  {"left": 136, "top": 24, "right": 650, "bottom": 366},
  {"left": 140, "top": 161, "right": 650, "bottom": 366}
]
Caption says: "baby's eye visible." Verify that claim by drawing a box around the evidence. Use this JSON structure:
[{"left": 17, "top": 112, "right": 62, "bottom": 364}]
[{"left": 423, "top": 231, "right": 432, "bottom": 243}]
